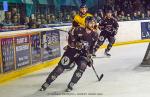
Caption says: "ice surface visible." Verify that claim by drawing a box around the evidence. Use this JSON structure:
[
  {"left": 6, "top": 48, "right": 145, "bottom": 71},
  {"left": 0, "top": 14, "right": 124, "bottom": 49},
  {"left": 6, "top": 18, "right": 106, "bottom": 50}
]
[{"left": 0, "top": 43, "right": 150, "bottom": 97}]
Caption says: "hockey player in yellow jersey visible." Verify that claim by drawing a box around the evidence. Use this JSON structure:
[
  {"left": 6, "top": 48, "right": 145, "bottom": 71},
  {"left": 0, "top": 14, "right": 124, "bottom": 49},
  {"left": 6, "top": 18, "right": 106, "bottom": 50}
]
[{"left": 72, "top": 4, "right": 93, "bottom": 27}]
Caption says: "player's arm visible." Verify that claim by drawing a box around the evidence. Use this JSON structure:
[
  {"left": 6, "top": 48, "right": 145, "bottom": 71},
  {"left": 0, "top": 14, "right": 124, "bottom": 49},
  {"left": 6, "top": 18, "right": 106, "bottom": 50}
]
[
  {"left": 114, "top": 19, "right": 119, "bottom": 30},
  {"left": 113, "top": 19, "right": 119, "bottom": 35},
  {"left": 66, "top": 27, "right": 78, "bottom": 49},
  {"left": 90, "top": 32, "right": 99, "bottom": 55},
  {"left": 72, "top": 21, "right": 79, "bottom": 27},
  {"left": 72, "top": 15, "right": 79, "bottom": 27},
  {"left": 98, "top": 19, "right": 105, "bottom": 30}
]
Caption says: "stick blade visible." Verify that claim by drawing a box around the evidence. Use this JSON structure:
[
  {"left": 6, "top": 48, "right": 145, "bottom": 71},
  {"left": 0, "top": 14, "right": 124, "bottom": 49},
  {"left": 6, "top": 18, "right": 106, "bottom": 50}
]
[{"left": 98, "top": 74, "right": 104, "bottom": 81}]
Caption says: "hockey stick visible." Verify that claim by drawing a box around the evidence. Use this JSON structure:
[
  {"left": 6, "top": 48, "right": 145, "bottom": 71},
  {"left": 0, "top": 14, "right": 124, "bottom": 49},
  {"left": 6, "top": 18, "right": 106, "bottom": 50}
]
[{"left": 91, "top": 64, "right": 104, "bottom": 81}]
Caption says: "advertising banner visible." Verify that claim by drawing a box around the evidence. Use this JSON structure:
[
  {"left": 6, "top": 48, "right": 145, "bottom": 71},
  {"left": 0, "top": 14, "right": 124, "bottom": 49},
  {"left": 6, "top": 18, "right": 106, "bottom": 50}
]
[
  {"left": 1, "top": 38, "right": 14, "bottom": 72},
  {"left": 31, "top": 34, "right": 41, "bottom": 64},
  {"left": 41, "top": 30, "right": 61, "bottom": 61},
  {"left": 15, "top": 36, "right": 30, "bottom": 68}
]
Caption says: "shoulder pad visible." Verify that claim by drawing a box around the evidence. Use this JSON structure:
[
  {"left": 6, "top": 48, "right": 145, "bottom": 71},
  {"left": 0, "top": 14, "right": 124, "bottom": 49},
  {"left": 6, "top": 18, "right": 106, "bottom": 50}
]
[{"left": 86, "top": 13, "right": 93, "bottom": 17}]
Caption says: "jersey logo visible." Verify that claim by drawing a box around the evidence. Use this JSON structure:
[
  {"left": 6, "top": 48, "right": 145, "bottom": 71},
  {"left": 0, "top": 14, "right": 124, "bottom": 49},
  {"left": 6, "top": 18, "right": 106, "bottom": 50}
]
[
  {"left": 99, "top": 36, "right": 105, "bottom": 41},
  {"left": 61, "top": 56, "right": 70, "bottom": 66},
  {"left": 78, "top": 34, "right": 83, "bottom": 36}
]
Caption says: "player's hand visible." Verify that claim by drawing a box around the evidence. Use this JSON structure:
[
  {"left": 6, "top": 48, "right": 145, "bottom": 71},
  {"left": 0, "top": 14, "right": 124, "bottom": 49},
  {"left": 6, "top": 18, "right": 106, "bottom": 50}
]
[{"left": 87, "top": 58, "right": 93, "bottom": 67}]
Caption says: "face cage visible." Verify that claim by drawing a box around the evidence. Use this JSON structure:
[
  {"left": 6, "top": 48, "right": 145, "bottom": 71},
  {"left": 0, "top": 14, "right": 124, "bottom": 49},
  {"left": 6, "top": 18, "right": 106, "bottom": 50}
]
[{"left": 85, "top": 20, "right": 96, "bottom": 30}]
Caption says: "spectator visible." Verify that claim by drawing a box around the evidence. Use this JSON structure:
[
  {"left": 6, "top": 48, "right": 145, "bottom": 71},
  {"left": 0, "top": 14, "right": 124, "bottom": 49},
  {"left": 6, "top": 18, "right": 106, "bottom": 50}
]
[
  {"left": 46, "top": 15, "right": 51, "bottom": 24},
  {"left": 41, "top": 18, "right": 47, "bottom": 24},
  {"left": 65, "top": 14, "right": 71, "bottom": 22},
  {"left": 37, "top": 14, "right": 41, "bottom": 19},
  {"left": 141, "top": 13, "right": 146, "bottom": 20},
  {"left": 58, "top": 12, "right": 64, "bottom": 22},
  {"left": 24, "top": 17, "right": 30, "bottom": 28},
  {"left": 146, "top": 10, "right": 150, "bottom": 19},
  {"left": 126, "top": 14, "right": 132, "bottom": 21},
  {"left": 28, "top": 18, "right": 37, "bottom": 28},
  {"left": 3, "top": 11, "right": 13, "bottom": 25},
  {"left": 40, "top": 14, "right": 45, "bottom": 19},
  {"left": 37, "top": 18, "right": 42, "bottom": 26},
  {"left": 137, "top": 11, "right": 142, "bottom": 19},
  {"left": 50, "top": 15, "right": 57, "bottom": 23},
  {"left": 132, "top": 12, "right": 139, "bottom": 20},
  {"left": 117, "top": 14, "right": 122, "bottom": 21},
  {"left": 119, "top": 11, "right": 127, "bottom": 21},
  {"left": 12, "top": 15, "right": 19, "bottom": 26},
  {"left": 16, "top": 13, "right": 21, "bottom": 24},
  {"left": 11, "top": 8, "right": 17, "bottom": 19}
]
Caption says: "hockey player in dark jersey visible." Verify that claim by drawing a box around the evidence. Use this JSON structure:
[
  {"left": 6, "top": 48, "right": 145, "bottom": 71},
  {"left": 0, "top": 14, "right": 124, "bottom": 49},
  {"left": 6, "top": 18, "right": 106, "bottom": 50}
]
[
  {"left": 39, "top": 16, "right": 98, "bottom": 92},
  {"left": 64, "top": 4, "right": 94, "bottom": 71},
  {"left": 93, "top": 10, "right": 119, "bottom": 56}
]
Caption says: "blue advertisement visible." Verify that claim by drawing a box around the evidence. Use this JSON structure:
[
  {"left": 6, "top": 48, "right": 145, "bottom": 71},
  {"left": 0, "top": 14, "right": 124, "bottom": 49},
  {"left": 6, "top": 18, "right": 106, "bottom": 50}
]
[{"left": 141, "top": 22, "right": 150, "bottom": 39}]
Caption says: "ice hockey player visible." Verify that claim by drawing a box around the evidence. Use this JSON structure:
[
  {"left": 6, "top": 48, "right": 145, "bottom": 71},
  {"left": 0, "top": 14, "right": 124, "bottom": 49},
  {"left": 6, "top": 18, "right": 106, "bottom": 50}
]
[
  {"left": 72, "top": 4, "right": 93, "bottom": 27},
  {"left": 64, "top": 4, "right": 94, "bottom": 70},
  {"left": 39, "top": 16, "right": 98, "bottom": 92},
  {"left": 93, "top": 10, "right": 119, "bottom": 56}
]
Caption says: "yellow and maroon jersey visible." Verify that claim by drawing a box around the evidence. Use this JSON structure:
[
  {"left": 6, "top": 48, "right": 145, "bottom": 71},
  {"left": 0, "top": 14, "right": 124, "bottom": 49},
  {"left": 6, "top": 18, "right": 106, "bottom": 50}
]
[{"left": 72, "top": 13, "right": 93, "bottom": 28}]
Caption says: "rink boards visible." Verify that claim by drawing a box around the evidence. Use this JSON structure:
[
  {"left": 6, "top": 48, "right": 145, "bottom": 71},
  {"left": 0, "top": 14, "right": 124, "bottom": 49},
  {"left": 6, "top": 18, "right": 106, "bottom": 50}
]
[{"left": 0, "top": 20, "right": 150, "bottom": 84}]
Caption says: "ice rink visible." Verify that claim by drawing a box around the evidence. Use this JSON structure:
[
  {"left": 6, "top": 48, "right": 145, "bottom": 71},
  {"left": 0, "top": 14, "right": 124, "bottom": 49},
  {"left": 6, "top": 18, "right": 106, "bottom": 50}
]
[{"left": 0, "top": 43, "right": 150, "bottom": 97}]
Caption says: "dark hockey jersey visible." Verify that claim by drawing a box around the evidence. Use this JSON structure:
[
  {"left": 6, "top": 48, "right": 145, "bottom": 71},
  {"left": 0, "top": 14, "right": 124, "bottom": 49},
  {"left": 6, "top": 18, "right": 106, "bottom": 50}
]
[
  {"left": 99, "top": 17, "right": 119, "bottom": 34},
  {"left": 68, "top": 27, "right": 98, "bottom": 54}
]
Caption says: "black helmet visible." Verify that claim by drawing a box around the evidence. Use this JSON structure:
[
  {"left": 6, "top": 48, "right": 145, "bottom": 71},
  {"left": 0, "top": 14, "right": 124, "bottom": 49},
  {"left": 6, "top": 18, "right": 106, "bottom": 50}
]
[
  {"left": 85, "top": 16, "right": 97, "bottom": 30},
  {"left": 80, "top": 0, "right": 87, "bottom": 8},
  {"left": 85, "top": 16, "right": 96, "bottom": 23},
  {"left": 80, "top": 4, "right": 87, "bottom": 9}
]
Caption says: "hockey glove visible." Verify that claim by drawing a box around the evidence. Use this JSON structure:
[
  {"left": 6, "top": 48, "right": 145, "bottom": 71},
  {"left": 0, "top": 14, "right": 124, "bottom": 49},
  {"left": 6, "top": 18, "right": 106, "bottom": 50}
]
[
  {"left": 87, "top": 57, "right": 93, "bottom": 67},
  {"left": 86, "top": 54, "right": 93, "bottom": 67}
]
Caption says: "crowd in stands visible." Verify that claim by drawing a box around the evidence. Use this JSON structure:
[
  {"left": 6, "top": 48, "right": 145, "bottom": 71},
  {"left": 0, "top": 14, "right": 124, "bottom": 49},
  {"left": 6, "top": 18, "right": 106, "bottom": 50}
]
[
  {"left": 0, "top": 7, "right": 74, "bottom": 31},
  {"left": 102, "top": 0, "right": 150, "bottom": 21},
  {"left": 0, "top": 0, "right": 150, "bottom": 31}
]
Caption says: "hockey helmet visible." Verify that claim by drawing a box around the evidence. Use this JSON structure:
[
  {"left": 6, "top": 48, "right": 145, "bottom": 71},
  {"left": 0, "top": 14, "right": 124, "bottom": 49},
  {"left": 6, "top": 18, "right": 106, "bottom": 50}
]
[
  {"left": 80, "top": 4, "right": 87, "bottom": 9},
  {"left": 85, "top": 16, "right": 97, "bottom": 30},
  {"left": 85, "top": 16, "right": 96, "bottom": 23}
]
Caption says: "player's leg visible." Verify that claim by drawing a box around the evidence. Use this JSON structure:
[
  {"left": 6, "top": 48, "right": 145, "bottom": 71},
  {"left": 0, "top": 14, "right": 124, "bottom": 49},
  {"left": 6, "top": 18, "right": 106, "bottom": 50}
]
[
  {"left": 66, "top": 57, "right": 89, "bottom": 92},
  {"left": 93, "top": 32, "right": 106, "bottom": 56},
  {"left": 40, "top": 48, "right": 79, "bottom": 91},
  {"left": 65, "top": 62, "right": 76, "bottom": 71},
  {"left": 40, "top": 64, "right": 64, "bottom": 91},
  {"left": 105, "top": 36, "right": 115, "bottom": 56}
]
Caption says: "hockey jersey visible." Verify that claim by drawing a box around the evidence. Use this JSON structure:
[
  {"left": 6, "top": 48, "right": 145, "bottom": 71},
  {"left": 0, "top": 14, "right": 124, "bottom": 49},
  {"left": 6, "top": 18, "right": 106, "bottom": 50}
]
[
  {"left": 72, "top": 13, "right": 93, "bottom": 27},
  {"left": 68, "top": 27, "right": 98, "bottom": 54}
]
